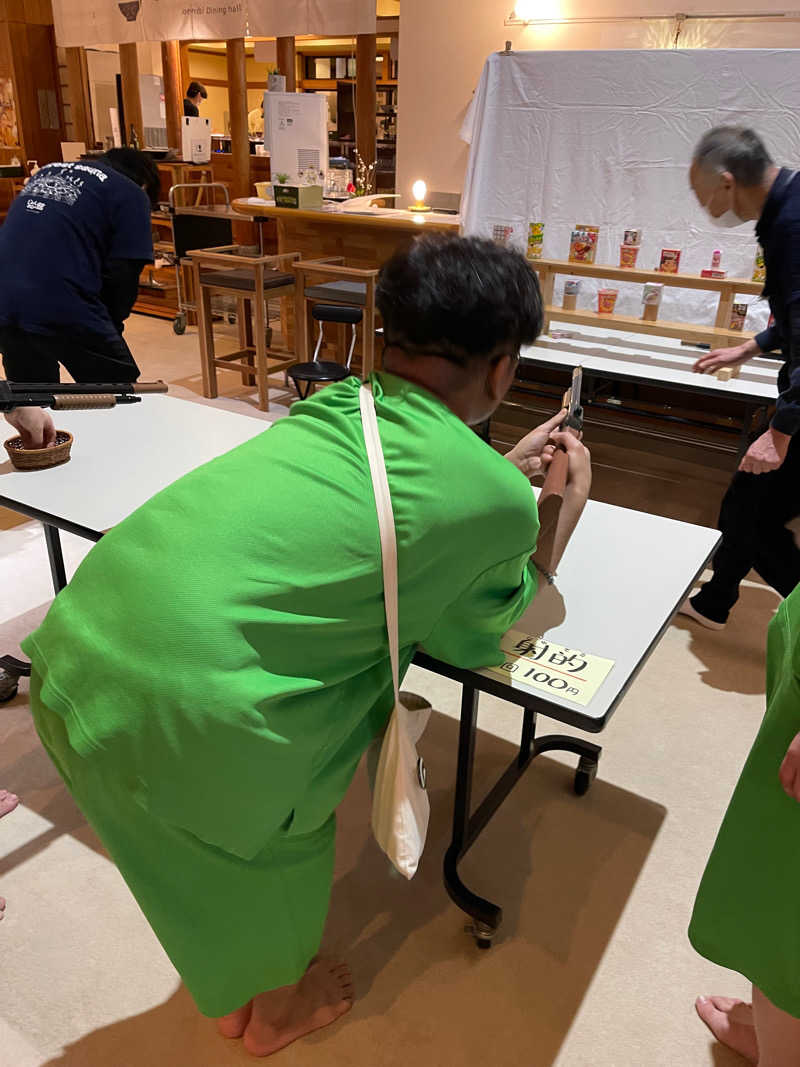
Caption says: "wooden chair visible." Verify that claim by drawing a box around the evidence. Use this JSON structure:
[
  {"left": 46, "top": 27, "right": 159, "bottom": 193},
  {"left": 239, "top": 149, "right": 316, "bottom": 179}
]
[
  {"left": 293, "top": 259, "right": 380, "bottom": 377},
  {"left": 189, "top": 246, "right": 299, "bottom": 412}
]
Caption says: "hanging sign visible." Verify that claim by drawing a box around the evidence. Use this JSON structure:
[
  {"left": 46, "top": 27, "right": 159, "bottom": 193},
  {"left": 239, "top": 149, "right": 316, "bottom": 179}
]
[
  {"left": 52, "top": 0, "right": 247, "bottom": 47},
  {"left": 248, "top": 0, "right": 375, "bottom": 37}
]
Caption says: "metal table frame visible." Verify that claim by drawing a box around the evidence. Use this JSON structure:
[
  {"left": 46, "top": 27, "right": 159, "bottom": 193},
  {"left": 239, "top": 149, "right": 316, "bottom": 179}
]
[{"left": 411, "top": 535, "right": 715, "bottom": 947}]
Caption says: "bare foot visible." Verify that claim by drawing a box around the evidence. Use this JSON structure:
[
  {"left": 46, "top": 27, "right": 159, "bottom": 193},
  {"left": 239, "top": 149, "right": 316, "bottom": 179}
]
[
  {"left": 0, "top": 790, "right": 19, "bottom": 818},
  {"left": 696, "top": 995, "right": 759, "bottom": 1064},
  {"left": 243, "top": 958, "right": 354, "bottom": 1058},
  {"left": 0, "top": 896, "right": 5, "bottom": 920},
  {"left": 216, "top": 1000, "right": 253, "bottom": 1039}
]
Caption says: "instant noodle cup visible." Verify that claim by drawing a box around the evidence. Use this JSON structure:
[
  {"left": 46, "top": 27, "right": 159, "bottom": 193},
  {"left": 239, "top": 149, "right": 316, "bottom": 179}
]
[
  {"left": 619, "top": 244, "right": 639, "bottom": 268},
  {"left": 597, "top": 288, "right": 618, "bottom": 314}
]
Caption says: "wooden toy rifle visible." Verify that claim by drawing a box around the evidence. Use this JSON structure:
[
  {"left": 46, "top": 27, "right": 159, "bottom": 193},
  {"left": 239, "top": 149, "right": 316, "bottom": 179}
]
[
  {"left": 0, "top": 380, "right": 167, "bottom": 412},
  {"left": 534, "top": 366, "right": 584, "bottom": 575}
]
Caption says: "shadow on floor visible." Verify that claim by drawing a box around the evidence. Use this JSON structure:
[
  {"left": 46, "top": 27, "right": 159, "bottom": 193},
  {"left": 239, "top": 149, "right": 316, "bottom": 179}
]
[
  {"left": 673, "top": 579, "right": 777, "bottom": 697},
  {"left": 29, "top": 709, "right": 664, "bottom": 1067}
]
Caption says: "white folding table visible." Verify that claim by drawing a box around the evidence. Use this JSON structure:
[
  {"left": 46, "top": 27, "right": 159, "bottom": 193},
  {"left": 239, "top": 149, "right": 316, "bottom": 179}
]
[
  {"left": 520, "top": 322, "right": 781, "bottom": 462},
  {"left": 0, "top": 395, "right": 267, "bottom": 590},
  {"left": 1, "top": 394, "right": 719, "bottom": 947}
]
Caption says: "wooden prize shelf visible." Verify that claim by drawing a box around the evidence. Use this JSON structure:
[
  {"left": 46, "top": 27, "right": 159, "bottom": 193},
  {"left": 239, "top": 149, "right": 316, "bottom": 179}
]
[{"left": 532, "top": 258, "right": 763, "bottom": 347}]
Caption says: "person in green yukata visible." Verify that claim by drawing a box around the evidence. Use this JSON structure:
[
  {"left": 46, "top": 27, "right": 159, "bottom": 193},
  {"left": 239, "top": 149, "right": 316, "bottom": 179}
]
[{"left": 23, "top": 234, "right": 592, "bottom": 1057}]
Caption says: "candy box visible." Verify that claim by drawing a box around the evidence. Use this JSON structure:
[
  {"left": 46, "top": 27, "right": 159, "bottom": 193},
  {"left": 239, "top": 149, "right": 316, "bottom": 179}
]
[
  {"left": 752, "top": 247, "right": 766, "bottom": 284},
  {"left": 729, "top": 302, "right": 748, "bottom": 332},
  {"left": 623, "top": 228, "right": 642, "bottom": 246},
  {"left": 659, "top": 248, "right": 681, "bottom": 274}
]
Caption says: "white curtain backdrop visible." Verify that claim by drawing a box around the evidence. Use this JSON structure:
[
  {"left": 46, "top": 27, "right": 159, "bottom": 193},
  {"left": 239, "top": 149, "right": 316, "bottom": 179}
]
[
  {"left": 460, "top": 49, "right": 800, "bottom": 331},
  {"left": 52, "top": 0, "right": 374, "bottom": 47}
]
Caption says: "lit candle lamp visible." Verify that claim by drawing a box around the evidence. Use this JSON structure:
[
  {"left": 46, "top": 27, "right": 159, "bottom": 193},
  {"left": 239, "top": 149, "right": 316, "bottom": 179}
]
[{"left": 409, "top": 179, "right": 431, "bottom": 213}]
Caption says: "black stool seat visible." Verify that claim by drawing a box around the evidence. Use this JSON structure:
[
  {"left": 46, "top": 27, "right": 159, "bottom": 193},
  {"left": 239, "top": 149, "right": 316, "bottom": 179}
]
[
  {"left": 304, "top": 279, "right": 367, "bottom": 305},
  {"left": 200, "top": 268, "right": 294, "bottom": 292},
  {"left": 312, "top": 303, "right": 363, "bottom": 325},
  {"left": 288, "top": 360, "right": 352, "bottom": 400}
]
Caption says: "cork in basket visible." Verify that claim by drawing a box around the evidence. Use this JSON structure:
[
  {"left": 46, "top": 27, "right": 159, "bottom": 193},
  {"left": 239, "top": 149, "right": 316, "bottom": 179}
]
[{"left": 4, "top": 431, "right": 73, "bottom": 471}]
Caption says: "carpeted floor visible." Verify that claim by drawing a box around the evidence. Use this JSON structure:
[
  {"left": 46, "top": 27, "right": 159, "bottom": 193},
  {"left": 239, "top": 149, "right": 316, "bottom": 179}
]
[{"left": 0, "top": 314, "right": 779, "bottom": 1065}]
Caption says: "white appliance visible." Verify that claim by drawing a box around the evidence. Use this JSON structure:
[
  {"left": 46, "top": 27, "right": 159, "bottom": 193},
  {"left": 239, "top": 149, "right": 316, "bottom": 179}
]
[
  {"left": 264, "top": 92, "right": 328, "bottom": 186},
  {"left": 181, "top": 116, "right": 211, "bottom": 164}
]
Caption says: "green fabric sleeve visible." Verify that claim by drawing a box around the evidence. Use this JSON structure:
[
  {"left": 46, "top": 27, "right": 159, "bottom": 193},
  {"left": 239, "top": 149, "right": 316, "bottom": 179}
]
[{"left": 422, "top": 554, "right": 537, "bottom": 669}]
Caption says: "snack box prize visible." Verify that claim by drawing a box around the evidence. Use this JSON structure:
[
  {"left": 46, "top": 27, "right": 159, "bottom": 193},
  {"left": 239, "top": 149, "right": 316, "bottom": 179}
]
[
  {"left": 729, "top": 302, "right": 749, "bottom": 332},
  {"left": 753, "top": 247, "right": 766, "bottom": 284},
  {"left": 568, "top": 224, "right": 599, "bottom": 264},
  {"left": 527, "top": 221, "right": 544, "bottom": 261},
  {"left": 623, "top": 228, "right": 642, "bottom": 246},
  {"left": 659, "top": 248, "right": 681, "bottom": 274}
]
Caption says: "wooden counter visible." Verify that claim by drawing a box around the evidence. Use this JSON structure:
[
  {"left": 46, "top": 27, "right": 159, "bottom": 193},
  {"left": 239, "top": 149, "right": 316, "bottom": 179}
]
[
  {"left": 232, "top": 201, "right": 458, "bottom": 269},
  {"left": 231, "top": 201, "right": 459, "bottom": 368}
]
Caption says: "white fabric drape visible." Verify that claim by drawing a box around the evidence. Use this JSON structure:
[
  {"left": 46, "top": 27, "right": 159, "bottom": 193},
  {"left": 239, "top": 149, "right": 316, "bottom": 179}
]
[{"left": 460, "top": 49, "right": 800, "bottom": 329}]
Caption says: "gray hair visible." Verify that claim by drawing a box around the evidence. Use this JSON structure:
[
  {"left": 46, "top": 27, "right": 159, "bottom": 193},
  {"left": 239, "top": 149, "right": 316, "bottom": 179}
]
[{"left": 693, "top": 126, "right": 773, "bottom": 187}]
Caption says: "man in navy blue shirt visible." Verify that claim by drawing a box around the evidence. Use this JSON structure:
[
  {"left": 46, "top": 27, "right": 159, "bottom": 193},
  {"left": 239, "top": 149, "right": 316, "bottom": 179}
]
[
  {"left": 682, "top": 127, "right": 800, "bottom": 628},
  {"left": 0, "top": 148, "right": 158, "bottom": 448}
]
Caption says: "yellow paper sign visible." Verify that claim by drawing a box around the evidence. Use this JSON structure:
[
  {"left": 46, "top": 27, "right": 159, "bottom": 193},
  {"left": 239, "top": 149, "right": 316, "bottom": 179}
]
[{"left": 486, "top": 629, "right": 615, "bottom": 707}]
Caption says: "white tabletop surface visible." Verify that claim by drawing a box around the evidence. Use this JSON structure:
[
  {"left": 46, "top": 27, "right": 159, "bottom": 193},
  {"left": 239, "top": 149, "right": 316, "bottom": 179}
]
[
  {"left": 1, "top": 395, "right": 267, "bottom": 533},
  {"left": 3, "top": 393, "right": 717, "bottom": 728},
  {"left": 473, "top": 490, "right": 719, "bottom": 726},
  {"left": 522, "top": 321, "right": 780, "bottom": 402}
]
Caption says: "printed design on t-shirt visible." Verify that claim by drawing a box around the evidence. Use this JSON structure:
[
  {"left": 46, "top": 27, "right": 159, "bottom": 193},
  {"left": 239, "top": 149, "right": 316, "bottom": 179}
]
[{"left": 21, "top": 169, "right": 82, "bottom": 206}]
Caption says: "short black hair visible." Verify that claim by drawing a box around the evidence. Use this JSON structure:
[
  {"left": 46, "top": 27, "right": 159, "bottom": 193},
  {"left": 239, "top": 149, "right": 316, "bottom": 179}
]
[
  {"left": 187, "top": 81, "right": 208, "bottom": 100},
  {"left": 693, "top": 126, "right": 773, "bottom": 187},
  {"left": 376, "top": 234, "right": 543, "bottom": 366},
  {"left": 100, "top": 147, "right": 160, "bottom": 208}
]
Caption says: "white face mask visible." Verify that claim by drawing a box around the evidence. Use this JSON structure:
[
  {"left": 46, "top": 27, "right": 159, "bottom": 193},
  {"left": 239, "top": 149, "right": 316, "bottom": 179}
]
[{"left": 704, "top": 188, "right": 746, "bottom": 229}]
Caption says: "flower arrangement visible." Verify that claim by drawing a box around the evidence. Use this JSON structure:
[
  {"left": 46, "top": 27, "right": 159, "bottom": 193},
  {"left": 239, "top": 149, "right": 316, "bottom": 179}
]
[{"left": 352, "top": 150, "right": 376, "bottom": 197}]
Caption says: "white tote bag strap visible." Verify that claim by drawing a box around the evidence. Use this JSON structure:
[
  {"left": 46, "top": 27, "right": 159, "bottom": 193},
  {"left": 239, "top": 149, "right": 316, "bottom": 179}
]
[{"left": 359, "top": 381, "right": 401, "bottom": 705}]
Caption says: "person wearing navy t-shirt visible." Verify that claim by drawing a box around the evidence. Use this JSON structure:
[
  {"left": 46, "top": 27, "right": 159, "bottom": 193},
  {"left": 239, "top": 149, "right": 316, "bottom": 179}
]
[{"left": 0, "top": 148, "right": 159, "bottom": 449}]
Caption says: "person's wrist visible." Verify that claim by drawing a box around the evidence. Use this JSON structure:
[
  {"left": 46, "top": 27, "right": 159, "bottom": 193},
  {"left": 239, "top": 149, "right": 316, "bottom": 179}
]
[{"left": 770, "top": 426, "right": 792, "bottom": 452}]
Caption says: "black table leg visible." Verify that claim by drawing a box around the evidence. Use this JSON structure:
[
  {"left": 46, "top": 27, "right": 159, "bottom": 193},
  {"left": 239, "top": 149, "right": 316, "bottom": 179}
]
[
  {"left": 43, "top": 523, "right": 67, "bottom": 594},
  {"left": 444, "top": 686, "right": 602, "bottom": 948}
]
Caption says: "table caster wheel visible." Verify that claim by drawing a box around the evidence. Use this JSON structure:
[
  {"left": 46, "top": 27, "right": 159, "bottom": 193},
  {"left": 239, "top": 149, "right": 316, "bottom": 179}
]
[
  {"left": 227, "top": 312, "right": 237, "bottom": 325},
  {"left": 574, "top": 756, "right": 598, "bottom": 796},
  {"left": 173, "top": 313, "right": 187, "bottom": 335},
  {"left": 465, "top": 920, "right": 495, "bottom": 949}
]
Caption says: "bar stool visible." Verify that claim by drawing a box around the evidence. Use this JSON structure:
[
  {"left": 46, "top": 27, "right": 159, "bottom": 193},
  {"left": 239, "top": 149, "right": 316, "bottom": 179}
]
[
  {"left": 189, "top": 246, "right": 299, "bottom": 412},
  {"left": 293, "top": 259, "right": 379, "bottom": 377},
  {"left": 288, "top": 304, "right": 361, "bottom": 399}
]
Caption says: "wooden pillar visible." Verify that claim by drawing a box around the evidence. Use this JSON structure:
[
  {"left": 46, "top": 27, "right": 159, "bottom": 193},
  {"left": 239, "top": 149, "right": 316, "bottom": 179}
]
[
  {"left": 161, "top": 40, "right": 183, "bottom": 152},
  {"left": 226, "top": 37, "right": 250, "bottom": 241},
  {"left": 119, "top": 42, "right": 144, "bottom": 148},
  {"left": 356, "top": 34, "right": 376, "bottom": 183},
  {"left": 276, "top": 36, "right": 296, "bottom": 92},
  {"left": 65, "top": 46, "right": 93, "bottom": 147},
  {"left": 179, "top": 41, "right": 192, "bottom": 99}
]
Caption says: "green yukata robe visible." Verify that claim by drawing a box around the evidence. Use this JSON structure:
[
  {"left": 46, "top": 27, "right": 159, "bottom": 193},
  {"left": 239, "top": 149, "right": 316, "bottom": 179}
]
[
  {"left": 689, "top": 585, "right": 800, "bottom": 1018},
  {"left": 24, "top": 372, "right": 539, "bottom": 1016}
]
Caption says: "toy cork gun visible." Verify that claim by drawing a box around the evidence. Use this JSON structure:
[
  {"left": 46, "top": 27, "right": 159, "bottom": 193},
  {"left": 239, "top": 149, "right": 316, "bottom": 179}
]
[
  {"left": 534, "top": 366, "right": 584, "bottom": 574},
  {"left": 0, "top": 380, "right": 167, "bottom": 412}
]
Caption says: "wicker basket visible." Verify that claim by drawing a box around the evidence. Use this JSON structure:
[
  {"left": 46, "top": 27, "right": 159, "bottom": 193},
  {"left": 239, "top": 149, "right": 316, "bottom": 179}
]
[{"left": 4, "top": 430, "right": 73, "bottom": 471}]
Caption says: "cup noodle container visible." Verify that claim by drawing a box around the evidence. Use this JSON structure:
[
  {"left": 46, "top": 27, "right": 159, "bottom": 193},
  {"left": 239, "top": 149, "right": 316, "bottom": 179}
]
[
  {"left": 562, "top": 278, "right": 581, "bottom": 310},
  {"left": 642, "top": 282, "right": 663, "bottom": 321},
  {"left": 597, "top": 288, "right": 619, "bottom": 314},
  {"left": 619, "top": 244, "right": 639, "bottom": 268}
]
